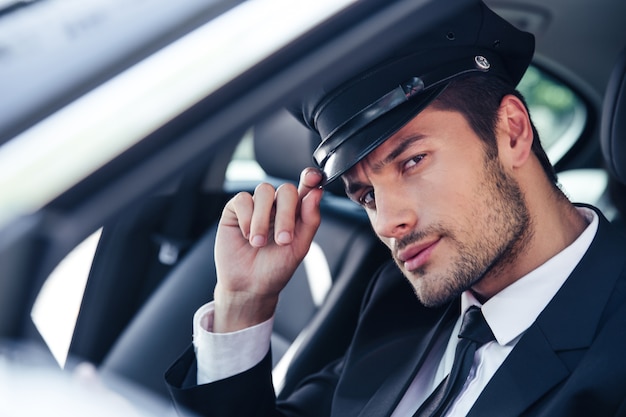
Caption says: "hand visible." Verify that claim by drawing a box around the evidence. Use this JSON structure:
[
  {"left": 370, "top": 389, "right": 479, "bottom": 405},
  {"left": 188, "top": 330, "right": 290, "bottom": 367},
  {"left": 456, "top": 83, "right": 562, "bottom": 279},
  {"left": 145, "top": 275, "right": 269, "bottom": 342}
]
[{"left": 213, "top": 168, "right": 324, "bottom": 332}]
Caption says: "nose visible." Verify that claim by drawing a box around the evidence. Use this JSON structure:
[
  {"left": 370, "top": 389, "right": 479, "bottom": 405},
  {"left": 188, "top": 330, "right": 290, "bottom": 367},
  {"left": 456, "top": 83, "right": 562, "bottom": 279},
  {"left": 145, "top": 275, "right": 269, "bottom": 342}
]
[{"left": 371, "top": 187, "right": 418, "bottom": 239}]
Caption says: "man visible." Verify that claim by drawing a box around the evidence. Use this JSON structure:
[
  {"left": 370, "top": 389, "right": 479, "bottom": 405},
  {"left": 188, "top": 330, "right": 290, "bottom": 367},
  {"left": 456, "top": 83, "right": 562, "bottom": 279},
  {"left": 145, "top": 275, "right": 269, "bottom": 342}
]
[{"left": 165, "top": 1, "right": 626, "bottom": 416}]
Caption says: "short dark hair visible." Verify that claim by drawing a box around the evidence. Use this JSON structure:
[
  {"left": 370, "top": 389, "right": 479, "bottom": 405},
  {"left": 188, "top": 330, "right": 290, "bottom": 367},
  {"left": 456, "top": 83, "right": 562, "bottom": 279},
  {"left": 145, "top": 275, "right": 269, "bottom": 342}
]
[{"left": 430, "top": 74, "right": 558, "bottom": 185}]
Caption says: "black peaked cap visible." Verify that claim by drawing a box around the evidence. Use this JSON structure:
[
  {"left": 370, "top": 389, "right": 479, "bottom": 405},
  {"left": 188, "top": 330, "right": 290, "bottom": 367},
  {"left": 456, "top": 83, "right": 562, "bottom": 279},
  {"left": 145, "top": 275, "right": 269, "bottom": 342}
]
[{"left": 291, "top": 0, "right": 534, "bottom": 185}]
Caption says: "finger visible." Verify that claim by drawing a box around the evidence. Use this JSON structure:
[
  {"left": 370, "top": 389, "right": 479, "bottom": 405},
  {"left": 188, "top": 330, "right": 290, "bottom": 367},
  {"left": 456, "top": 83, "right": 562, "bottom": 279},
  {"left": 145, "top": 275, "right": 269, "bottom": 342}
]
[
  {"left": 223, "top": 192, "right": 254, "bottom": 238},
  {"left": 295, "top": 186, "right": 323, "bottom": 245},
  {"left": 273, "top": 183, "right": 299, "bottom": 245},
  {"left": 249, "top": 183, "right": 278, "bottom": 247},
  {"left": 298, "top": 168, "right": 324, "bottom": 198}
]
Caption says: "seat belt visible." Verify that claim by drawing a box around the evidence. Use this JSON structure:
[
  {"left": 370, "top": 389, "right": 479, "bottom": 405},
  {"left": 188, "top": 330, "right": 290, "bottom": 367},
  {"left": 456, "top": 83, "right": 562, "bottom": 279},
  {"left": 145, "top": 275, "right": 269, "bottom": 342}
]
[
  {"left": 142, "top": 167, "right": 208, "bottom": 302},
  {"left": 152, "top": 173, "right": 204, "bottom": 266}
]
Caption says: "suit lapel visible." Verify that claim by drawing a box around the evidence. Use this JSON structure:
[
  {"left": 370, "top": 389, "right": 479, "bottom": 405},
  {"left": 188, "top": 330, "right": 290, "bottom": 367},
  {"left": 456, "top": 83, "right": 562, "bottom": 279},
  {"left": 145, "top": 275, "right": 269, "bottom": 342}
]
[
  {"left": 467, "top": 325, "right": 569, "bottom": 417},
  {"left": 332, "top": 264, "right": 456, "bottom": 417},
  {"left": 356, "top": 303, "right": 458, "bottom": 417},
  {"left": 469, "top": 210, "right": 626, "bottom": 416}
]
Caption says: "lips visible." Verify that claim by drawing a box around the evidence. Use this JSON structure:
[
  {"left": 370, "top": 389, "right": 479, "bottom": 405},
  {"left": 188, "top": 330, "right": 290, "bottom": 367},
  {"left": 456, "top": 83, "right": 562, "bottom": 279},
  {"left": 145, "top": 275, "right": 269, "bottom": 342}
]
[{"left": 397, "top": 238, "right": 440, "bottom": 271}]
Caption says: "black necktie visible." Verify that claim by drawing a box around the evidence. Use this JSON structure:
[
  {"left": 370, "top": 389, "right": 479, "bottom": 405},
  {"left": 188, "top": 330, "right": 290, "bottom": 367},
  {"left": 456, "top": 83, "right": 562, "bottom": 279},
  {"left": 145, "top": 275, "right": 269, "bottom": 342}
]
[{"left": 413, "top": 306, "right": 495, "bottom": 417}]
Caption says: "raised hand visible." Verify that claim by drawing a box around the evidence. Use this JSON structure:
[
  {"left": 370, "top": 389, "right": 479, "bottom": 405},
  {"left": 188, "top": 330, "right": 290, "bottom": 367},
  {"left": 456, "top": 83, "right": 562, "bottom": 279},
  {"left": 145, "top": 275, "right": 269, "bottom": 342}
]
[{"left": 213, "top": 168, "right": 324, "bottom": 332}]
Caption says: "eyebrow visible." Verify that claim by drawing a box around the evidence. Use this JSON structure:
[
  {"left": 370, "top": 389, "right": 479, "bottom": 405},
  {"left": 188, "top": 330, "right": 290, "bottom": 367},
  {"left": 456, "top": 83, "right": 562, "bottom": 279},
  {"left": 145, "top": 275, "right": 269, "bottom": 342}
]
[
  {"left": 371, "top": 134, "right": 427, "bottom": 172},
  {"left": 344, "top": 179, "right": 367, "bottom": 198},
  {"left": 343, "top": 134, "right": 427, "bottom": 197}
]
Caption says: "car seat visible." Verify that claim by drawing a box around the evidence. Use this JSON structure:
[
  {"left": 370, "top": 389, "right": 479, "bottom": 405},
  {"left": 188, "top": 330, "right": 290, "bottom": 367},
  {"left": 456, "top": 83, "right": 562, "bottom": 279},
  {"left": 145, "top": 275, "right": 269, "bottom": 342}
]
[
  {"left": 99, "top": 109, "right": 389, "bottom": 399},
  {"left": 602, "top": 46, "right": 626, "bottom": 228}
]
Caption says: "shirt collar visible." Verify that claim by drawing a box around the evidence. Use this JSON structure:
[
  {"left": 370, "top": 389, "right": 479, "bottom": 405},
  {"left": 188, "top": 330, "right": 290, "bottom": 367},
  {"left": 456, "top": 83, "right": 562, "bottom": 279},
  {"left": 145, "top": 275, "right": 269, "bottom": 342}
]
[{"left": 461, "top": 207, "right": 599, "bottom": 346}]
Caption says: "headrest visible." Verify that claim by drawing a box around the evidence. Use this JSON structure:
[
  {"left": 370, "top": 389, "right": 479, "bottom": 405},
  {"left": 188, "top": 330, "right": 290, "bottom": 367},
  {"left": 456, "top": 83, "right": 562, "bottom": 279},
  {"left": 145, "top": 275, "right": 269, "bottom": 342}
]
[
  {"left": 290, "top": 0, "right": 534, "bottom": 184},
  {"left": 254, "top": 109, "right": 317, "bottom": 181},
  {"left": 601, "top": 47, "right": 626, "bottom": 185}
]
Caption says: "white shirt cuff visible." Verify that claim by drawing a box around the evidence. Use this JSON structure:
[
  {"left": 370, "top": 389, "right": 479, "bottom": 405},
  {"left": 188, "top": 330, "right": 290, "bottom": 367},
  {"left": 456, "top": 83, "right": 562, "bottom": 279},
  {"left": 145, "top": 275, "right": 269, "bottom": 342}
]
[{"left": 193, "top": 302, "right": 274, "bottom": 385}]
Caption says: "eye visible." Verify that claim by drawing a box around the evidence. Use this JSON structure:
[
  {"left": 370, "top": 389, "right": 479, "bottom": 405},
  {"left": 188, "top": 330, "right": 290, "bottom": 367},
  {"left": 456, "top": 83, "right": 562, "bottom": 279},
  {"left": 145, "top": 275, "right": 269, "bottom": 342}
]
[
  {"left": 403, "top": 154, "right": 425, "bottom": 171},
  {"left": 359, "top": 189, "right": 376, "bottom": 209}
]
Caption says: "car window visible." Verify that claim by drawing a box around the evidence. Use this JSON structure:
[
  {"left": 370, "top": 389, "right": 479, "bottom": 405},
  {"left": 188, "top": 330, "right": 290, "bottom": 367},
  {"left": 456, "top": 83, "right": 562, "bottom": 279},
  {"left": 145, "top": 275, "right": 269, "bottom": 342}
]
[
  {"left": 517, "top": 65, "right": 587, "bottom": 164},
  {"left": 30, "top": 229, "right": 102, "bottom": 368},
  {"left": 225, "top": 129, "right": 266, "bottom": 182}
]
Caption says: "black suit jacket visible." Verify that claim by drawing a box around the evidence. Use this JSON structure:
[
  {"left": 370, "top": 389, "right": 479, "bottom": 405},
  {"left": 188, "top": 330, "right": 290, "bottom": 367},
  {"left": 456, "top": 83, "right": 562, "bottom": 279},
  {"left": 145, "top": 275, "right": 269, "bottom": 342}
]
[{"left": 166, "top": 209, "right": 626, "bottom": 416}]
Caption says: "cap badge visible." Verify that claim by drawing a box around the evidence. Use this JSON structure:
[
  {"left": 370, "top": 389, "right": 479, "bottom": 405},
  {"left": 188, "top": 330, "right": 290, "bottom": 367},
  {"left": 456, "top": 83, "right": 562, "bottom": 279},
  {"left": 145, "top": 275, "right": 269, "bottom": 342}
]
[{"left": 474, "top": 55, "right": 491, "bottom": 71}]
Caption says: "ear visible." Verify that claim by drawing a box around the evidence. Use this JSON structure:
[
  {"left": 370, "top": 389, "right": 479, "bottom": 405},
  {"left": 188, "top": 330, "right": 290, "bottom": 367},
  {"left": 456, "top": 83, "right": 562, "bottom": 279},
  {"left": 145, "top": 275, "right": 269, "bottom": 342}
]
[{"left": 497, "top": 94, "right": 534, "bottom": 169}]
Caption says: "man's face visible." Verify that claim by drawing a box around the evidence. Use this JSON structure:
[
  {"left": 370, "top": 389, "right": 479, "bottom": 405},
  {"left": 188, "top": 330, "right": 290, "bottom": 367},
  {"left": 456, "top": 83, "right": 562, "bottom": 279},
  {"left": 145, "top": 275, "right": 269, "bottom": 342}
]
[{"left": 342, "top": 106, "right": 531, "bottom": 307}]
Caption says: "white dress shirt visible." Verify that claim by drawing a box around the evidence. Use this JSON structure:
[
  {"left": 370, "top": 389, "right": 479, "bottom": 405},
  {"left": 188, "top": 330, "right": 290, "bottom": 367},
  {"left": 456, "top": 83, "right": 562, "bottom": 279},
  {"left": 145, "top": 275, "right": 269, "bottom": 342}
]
[{"left": 194, "top": 207, "right": 598, "bottom": 416}]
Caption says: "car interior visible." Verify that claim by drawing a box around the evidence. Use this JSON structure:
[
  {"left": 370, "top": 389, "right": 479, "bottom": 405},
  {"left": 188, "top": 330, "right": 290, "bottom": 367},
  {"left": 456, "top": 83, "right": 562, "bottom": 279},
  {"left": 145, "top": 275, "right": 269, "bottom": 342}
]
[{"left": 0, "top": 0, "right": 625, "bottom": 414}]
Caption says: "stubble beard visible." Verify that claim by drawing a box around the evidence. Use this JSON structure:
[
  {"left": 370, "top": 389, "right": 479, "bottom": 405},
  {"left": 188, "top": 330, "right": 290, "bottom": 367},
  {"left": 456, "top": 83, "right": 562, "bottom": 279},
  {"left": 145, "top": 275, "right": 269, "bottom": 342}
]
[{"left": 397, "top": 155, "right": 533, "bottom": 308}]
